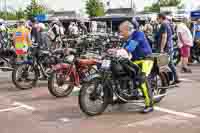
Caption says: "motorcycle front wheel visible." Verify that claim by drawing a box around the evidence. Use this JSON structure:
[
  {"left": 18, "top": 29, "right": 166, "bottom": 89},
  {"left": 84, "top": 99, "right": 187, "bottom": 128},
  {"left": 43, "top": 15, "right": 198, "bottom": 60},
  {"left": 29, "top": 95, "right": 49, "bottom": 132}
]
[
  {"left": 79, "top": 77, "right": 109, "bottom": 116},
  {"left": 12, "top": 64, "right": 39, "bottom": 90}
]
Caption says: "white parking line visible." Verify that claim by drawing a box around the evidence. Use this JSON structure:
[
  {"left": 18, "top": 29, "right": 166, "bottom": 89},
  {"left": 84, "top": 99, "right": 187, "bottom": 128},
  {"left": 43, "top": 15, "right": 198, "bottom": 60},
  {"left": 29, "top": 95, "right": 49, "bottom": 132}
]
[
  {"left": 134, "top": 103, "right": 197, "bottom": 118},
  {"left": 0, "top": 106, "right": 22, "bottom": 112},
  {"left": 180, "top": 78, "right": 193, "bottom": 82},
  {"left": 0, "top": 102, "right": 36, "bottom": 113},
  {"left": 13, "top": 102, "right": 36, "bottom": 111},
  {"left": 59, "top": 118, "right": 71, "bottom": 123},
  {"left": 154, "top": 106, "right": 197, "bottom": 118}
]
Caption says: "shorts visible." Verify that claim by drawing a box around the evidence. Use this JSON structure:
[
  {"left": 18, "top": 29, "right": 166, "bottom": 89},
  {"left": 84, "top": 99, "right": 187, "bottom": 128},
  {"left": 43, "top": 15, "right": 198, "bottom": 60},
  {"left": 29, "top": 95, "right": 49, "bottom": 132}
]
[{"left": 180, "top": 46, "right": 190, "bottom": 58}]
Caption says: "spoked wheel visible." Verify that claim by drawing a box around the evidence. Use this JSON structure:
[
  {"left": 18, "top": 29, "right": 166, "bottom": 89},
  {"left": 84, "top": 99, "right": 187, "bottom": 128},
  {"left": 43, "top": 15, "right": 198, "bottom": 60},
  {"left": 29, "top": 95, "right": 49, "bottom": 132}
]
[
  {"left": 149, "top": 73, "right": 168, "bottom": 103},
  {"left": 48, "top": 71, "right": 74, "bottom": 98},
  {"left": 12, "top": 64, "right": 39, "bottom": 90},
  {"left": 79, "top": 78, "right": 109, "bottom": 116}
]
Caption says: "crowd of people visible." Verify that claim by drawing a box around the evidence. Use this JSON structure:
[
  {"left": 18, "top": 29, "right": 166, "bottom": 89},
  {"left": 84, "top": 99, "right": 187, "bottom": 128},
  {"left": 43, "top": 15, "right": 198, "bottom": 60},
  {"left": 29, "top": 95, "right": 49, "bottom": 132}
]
[
  {"left": 116, "top": 13, "right": 200, "bottom": 113},
  {"left": 1, "top": 13, "right": 200, "bottom": 113},
  {"left": 141, "top": 14, "right": 200, "bottom": 73}
]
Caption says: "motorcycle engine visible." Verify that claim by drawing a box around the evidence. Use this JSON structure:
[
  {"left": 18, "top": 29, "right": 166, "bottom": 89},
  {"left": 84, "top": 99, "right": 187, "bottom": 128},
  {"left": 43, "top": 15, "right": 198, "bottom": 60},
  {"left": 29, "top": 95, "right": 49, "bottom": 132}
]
[{"left": 115, "top": 77, "right": 141, "bottom": 101}]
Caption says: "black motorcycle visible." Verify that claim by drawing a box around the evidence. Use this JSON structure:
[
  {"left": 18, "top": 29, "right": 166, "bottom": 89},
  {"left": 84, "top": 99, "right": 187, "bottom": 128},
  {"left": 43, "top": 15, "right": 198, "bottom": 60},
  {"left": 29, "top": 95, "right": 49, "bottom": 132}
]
[
  {"left": 12, "top": 45, "right": 65, "bottom": 90},
  {"left": 78, "top": 53, "right": 169, "bottom": 116}
]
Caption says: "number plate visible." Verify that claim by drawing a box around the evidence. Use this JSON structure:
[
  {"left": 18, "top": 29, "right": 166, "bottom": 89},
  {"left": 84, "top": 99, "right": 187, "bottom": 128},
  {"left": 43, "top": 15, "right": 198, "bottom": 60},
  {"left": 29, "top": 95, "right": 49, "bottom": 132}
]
[{"left": 101, "top": 60, "right": 111, "bottom": 69}]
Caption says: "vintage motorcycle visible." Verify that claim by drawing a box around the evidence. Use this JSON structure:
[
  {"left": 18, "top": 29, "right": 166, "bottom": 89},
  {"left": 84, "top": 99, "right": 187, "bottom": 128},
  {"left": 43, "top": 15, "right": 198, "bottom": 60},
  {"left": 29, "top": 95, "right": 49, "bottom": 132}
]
[
  {"left": 78, "top": 51, "right": 169, "bottom": 116},
  {"left": 12, "top": 45, "right": 65, "bottom": 90},
  {"left": 48, "top": 49, "right": 99, "bottom": 98}
]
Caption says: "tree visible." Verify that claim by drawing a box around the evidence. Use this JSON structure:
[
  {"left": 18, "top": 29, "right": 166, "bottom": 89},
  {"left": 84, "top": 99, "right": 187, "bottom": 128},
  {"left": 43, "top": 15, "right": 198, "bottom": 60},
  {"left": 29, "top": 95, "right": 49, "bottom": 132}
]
[
  {"left": 159, "top": 0, "right": 182, "bottom": 7},
  {"left": 178, "top": 4, "right": 185, "bottom": 9},
  {"left": 144, "top": 2, "right": 160, "bottom": 12},
  {"left": 16, "top": 8, "right": 25, "bottom": 20},
  {"left": 0, "top": 11, "right": 18, "bottom": 20},
  {"left": 25, "top": 0, "right": 47, "bottom": 19},
  {"left": 85, "top": 0, "right": 105, "bottom": 17},
  {"left": 144, "top": 0, "right": 182, "bottom": 12}
]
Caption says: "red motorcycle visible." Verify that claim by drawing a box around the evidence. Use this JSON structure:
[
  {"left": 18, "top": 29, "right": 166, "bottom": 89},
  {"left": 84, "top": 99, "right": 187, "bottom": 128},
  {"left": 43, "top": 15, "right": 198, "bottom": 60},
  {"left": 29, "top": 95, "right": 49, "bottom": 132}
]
[{"left": 48, "top": 50, "right": 99, "bottom": 97}]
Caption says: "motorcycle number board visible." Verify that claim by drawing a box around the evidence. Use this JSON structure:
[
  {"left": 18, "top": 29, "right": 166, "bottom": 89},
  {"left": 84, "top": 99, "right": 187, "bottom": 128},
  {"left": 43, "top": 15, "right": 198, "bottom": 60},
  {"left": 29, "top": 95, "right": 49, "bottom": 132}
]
[{"left": 101, "top": 60, "right": 111, "bottom": 69}]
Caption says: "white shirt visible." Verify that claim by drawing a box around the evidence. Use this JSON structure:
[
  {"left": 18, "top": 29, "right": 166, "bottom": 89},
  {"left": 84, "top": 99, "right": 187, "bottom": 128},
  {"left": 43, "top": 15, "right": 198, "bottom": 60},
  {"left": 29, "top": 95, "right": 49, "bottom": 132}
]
[
  {"left": 71, "top": 25, "right": 79, "bottom": 35},
  {"left": 59, "top": 26, "right": 65, "bottom": 35},
  {"left": 177, "top": 23, "right": 193, "bottom": 48}
]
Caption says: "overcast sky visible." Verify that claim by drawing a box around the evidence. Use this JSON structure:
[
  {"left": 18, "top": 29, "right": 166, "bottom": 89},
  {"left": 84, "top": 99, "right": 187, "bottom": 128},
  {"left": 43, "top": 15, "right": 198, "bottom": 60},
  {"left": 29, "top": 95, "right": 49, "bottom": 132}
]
[{"left": 0, "top": 0, "right": 200, "bottom": 12}]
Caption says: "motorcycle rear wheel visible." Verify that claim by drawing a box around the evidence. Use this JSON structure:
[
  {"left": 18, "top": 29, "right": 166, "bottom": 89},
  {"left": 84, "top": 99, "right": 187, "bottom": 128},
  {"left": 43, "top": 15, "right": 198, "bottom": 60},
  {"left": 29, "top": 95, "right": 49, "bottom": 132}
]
[
  {"left": 48, "top": 71, "right": 74, "bottom": 98},
  {"left": 12, "top": 64, "right": 39, "bottom": 90}
]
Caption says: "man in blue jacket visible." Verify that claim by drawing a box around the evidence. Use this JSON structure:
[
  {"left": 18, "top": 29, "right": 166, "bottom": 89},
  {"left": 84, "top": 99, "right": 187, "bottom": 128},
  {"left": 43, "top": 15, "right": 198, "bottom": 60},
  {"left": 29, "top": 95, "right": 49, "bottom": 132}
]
[{"left": 119, "top": 20, "right": 154, "bottom": 113}]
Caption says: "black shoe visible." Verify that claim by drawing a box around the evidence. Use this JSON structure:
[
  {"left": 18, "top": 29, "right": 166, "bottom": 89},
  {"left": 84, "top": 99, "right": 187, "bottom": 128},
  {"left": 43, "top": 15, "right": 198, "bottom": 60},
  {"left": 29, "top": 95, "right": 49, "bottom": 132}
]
[
  {"left": 185, "top": 68, "right": 192, "bottom": 73},
  {"left": 181, "top": 67, "right": 192, "bottom": 73},
  {"left": 141, "top": 106, "right": 154, "bottom": 114}
]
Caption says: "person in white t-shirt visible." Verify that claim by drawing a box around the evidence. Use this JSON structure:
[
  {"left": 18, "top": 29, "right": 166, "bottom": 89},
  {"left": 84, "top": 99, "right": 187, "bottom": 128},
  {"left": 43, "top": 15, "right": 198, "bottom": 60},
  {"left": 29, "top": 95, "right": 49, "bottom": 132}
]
[
  {"left": 68, "top": 22, "right": 79, "bottom": 37},
  {"left": 177, "top": 20, "right": 193, "bottom": 73}
]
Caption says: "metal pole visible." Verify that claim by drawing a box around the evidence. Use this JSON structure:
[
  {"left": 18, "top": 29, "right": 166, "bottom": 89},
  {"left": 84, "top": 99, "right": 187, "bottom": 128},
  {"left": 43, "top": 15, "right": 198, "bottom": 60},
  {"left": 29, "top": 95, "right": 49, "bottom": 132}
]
[
  {"left": 4, "top": 0, "right": 7, "bottom": 20},
  {"left": 131, "top": 0, "right": 132, "bottom": 9},
  {"left": 0, "top": 0, "right": 1, "bottom": 13},
  {"left": 110, "top": 20, "right": 112, "bottom": 33}
]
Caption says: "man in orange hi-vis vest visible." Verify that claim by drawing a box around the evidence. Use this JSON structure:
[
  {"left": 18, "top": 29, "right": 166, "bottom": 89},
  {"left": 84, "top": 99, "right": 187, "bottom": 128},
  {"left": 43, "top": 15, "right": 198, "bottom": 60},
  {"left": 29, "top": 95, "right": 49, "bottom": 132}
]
[{"left": 13, "top": 19, "right": 31, "bottom": 63}]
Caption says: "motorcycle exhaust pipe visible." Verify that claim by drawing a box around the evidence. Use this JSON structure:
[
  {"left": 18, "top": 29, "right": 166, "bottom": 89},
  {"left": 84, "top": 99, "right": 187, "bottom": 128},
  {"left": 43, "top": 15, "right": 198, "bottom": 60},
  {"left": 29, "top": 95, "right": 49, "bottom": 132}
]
[{"left": 114, "top": 92, "right": 167, "bottom": 104}]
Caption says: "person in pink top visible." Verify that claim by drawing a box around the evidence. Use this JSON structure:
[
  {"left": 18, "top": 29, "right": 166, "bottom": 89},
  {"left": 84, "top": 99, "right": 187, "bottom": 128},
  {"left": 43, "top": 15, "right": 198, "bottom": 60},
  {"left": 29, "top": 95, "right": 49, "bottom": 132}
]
[{"left": 176, "top": 19, "right": 193, "bottom": 73}]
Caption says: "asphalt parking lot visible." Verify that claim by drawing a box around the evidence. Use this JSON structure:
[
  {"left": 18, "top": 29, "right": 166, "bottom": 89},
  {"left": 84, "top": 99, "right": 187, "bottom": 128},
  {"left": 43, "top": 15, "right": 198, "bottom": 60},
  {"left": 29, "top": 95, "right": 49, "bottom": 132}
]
[{"left": 0, "top": 65, "right": 200, "bottom": 133}]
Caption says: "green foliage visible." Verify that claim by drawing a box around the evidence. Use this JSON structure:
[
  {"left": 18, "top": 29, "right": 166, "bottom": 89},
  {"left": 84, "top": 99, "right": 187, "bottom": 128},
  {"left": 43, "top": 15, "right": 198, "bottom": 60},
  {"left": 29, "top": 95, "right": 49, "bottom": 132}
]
[
  {"left": 144, "top": 3, "right": 160, "bottom": 12},
  {"left": 25, "top": 0, "right": 47, "bottom": 19},
  {"left": 0, "top": 0, "right": 46, "bottom": 20},
  {"left": 86, "top": 0, "right": 105, "bottom": 17},
  {"left": 144, "top": 0, "right": 183, "bottom": 12},
  {"left": 0, "top": 11, "right": 19, "bottom": 20},
  {"left": 16, "top": 8, "right": 25, "bottom": 20},
  {"left": 178, "top": 4, "right": 185, "bottom": 9},
  {"left": 159, "top": 0, "right": 182, "bottom": 7}
]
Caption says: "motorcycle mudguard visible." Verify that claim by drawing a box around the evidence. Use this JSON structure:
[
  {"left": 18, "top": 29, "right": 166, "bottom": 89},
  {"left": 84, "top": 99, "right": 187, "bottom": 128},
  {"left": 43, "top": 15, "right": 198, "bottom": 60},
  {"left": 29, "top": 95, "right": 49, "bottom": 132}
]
[
  {"left": 83, "top": 74, "right": 113, "bottom": 104},
  {"left": 53, "top": 63, "right": 80, "bottom": 86}
]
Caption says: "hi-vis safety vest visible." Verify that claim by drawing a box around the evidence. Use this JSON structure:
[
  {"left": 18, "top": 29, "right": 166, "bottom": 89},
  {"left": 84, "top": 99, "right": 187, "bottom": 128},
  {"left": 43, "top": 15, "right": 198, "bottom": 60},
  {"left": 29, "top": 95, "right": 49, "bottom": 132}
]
[{"left": 14, "top": 27, "right": 30, "bottom": 55}]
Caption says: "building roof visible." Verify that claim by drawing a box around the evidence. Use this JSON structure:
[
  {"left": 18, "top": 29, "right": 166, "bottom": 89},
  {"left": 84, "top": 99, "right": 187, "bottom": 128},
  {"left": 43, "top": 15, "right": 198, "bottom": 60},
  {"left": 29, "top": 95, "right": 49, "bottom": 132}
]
[
  {"left": 52, "top": 11, "right": 77, "bottom": 17},
  {"left": 105, "top": 8, "right": 135, "bottom": 16},
  {"left": 91, "top": 15, "right": 132, "bottom": 22},
  {"left": 48, "top": 10, "right": 77, "bottom": 18},
  {"left": 48, "top": 10, "right": 88, "bottom": 22}
]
